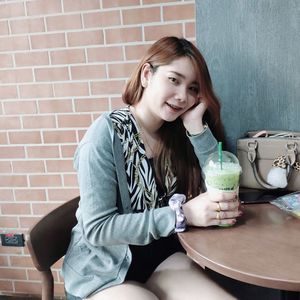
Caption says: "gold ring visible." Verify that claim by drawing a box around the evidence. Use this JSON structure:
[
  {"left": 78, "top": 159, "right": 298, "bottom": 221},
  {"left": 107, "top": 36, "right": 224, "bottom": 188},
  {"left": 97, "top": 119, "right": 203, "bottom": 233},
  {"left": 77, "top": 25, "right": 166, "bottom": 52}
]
[
  {"left": 216, "top": 202, "right": 221, "bottom": 212},
  {"left": 216, "top": 211, "right": 220, "bottom": 220}
]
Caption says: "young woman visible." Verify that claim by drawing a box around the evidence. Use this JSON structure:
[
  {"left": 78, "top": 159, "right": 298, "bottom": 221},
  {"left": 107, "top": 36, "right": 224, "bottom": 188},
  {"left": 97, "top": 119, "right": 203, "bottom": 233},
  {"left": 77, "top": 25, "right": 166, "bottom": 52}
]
[{"left": 63, "top": 36, "right": 241, "bottom": 300}]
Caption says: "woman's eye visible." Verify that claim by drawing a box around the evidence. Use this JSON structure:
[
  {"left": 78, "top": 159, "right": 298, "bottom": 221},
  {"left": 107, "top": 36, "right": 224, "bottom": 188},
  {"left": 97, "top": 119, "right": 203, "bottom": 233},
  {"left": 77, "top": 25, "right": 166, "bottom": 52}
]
[
  {"left": 189, "top": 86, "right": 199, "bottom": 94},
  {"left": 168, "top": 77, "right": 178, "bottom": 84}
]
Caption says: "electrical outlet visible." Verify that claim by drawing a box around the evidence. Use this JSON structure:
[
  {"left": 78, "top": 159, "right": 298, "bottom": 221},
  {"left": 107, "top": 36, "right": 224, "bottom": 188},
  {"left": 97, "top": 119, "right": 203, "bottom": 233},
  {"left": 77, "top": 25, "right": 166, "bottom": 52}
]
[{"left": 0, "top": 233, "right": 25, "bottom": 247}]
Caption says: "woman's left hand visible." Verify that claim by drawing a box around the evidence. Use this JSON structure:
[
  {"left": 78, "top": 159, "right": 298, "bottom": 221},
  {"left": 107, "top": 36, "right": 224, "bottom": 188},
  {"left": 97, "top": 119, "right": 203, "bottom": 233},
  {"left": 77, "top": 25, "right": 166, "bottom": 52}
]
[{"left": 181, "top": 99, "right": 207, "bottom": 135}]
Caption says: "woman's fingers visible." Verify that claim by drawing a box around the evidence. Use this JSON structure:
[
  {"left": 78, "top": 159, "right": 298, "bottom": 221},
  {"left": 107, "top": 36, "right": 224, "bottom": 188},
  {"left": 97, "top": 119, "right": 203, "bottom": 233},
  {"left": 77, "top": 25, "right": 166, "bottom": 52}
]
[
  {"left": 209, "top": 191, "right": 238, "bottom": 203},
  {"left": 211, "top": 209, "right": 240, "bottom": 220},
  {"left": 213, "top": 200, "right": 239, "bottom": 212}
]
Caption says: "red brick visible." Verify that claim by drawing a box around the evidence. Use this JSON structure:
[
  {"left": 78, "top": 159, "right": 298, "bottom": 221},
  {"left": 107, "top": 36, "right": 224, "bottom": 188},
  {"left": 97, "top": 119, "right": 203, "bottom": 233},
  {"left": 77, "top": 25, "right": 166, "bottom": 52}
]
[
  {"left": 125, "top": 44, "right": 151, "bottom": 60},
  {"left": 43, "top": 130, "right": 77, "bottom": 143},
  {"left": 15, "top": 189, "right": 46, "bottom": 201},
  {"left": 12, "top": 160, "right": 45, "bottom": 173},
  {"left": 0, "top": 36, "right": 30, "bottom": 52},
  {"left": 87, "top": 46, "right": 123, "bottom": 62},
  {"left": 31, "top": 33, "right": 65, "bottom": 49},
  {"left": 0, "top": 246, "right": 22, "bottom": 254},
  {"left": 34, "top": 67, "right": 69, "bottom": 82},
  {"left": 91, "top": 80, "right": 125, "bottom": 95},
  {"left": 0, "top": 189, "right": 14, "bottom": 201},
  {"left": 48, "top": 188, "right": 79, "bottom": 201},
  {"left": 29, "top": 175, "right": 62, "bottom": 187},
  {"left": 0, "top": 85, "right": 18, "bottom": 99},
  {"left": 9, "top": 131, "right": 42, "bottom": 144},
  {"left": 0, "top": 54, "right": 14, "bottom": 68},
  {"left": 0, "top": 161, "right": 12, "bottom": 173},
  {"left": 78, "top": 129, "right": 87, "bottom": 141},
  {"left": 122, "top": 7, "right": 161, "bottom": 25},
  {"left": 0, "top": 69, "right": 33, "bottom": 84},
  {"left": 185, "top": 22, "right": 195, "bottom": 38},
  {"left": 102, "top": 0, "right": 139, "bottom": 8},
  {"left": 54, "top": 82, "right": 89, "bottom": 97},
  {"left": 0, "top": 175, "right": 27, "bottom": 187},
  {"left": 22, "top": 115, "right": 56, "bottom": 129},
  {"left": 0, "top": 117, "right": 21, "bottom": 130},
  {"left": 0, "top": 216, "right": 18, "bottom": 228},
  {"left": 163, "top": 4, "right": 195, "bottom": 21},
  {"left": 108, "top": 62, "right": 136, "bottom": 78},
  {"left": 105, "top": 27, "right": 142, "bottom": 44},
  {"left": 32, "top": 202, "right": 62, "bottom": 215},
  {"left": 0, "top": 20, "right": 9, "bottom": 35},
  {"left": 83, "top": 11, "right": 121, "bottom": 28},
  {"left": 63, "top": 174, "right": 78, "bottom": 186},
  {"left": 10, "top": 17, "right": 45, "bottom": 34},
  {"left": 19, "top": 216, "right": 41, "bottom": 229},
  {"left": 19, "top": 83, "right": 54, "bottom": 99},
  {"left": 10, "top": 255, "right": 34, "bottom": 268},
  {"left": 61, "top": 145, "right": 77, "bottom": 158},
  {"left": 0, "top": 268, "right": 26, "bottom": 280},
  {"left": 1, "top": 203, "right": 31, "bottom": 215},
  {"left": 27, "top": 269, "right": 41, "bottom": 281},
  {"left": 46, "top": 14, "right": 82, "bottom": 31},
  {"left": 0, "top": 2, "right": 25, "bottom": 18},
  {"left": 111, "top": 97, "right": 124, "bottom": 110},
  {"left": 57, "top": 114, "right": 92, "bottom": 128},
  {"left": 4, "top": 101, "right": 37, "bottom": 115},
  {"left": 14, "top": 281, "right": 41, "bottom": 295},
  {"left": 27, "top": 146, "right": 60, "bottom": 158},
  {"left": 63, "top": 0, "right": 100, "bottom": 12},
  {"left": 26, "top": 0, "right": 62, "bottom": 16},
  {"left": 144, "top": 23, "right": 183, "bottom": 41},
  {"left": 74, "top": 98, "right": 109, "bottom": 112},
  {"left": 15, "top": 51, "right": 49, "bottom": 67},
  {"left": 38, "top": 99, "right": 73, "bottom": 113},
  {"left": 0, "top": 147, "right": 25, "bottom": 159},
  {"left": 0, "top": 256, "right": 9, "bottom": 266},
  {"left": 67, "top": 29, "right": 104, "bottom": 47},
  {"left": 50, "top": 49, "right": 85, "bottom": 64},
  {"left": 71, "top": 64, "right": 106, "bottom": 80},
  {"left": 46, "top": 159, "right": 74, "bottom": 172}
]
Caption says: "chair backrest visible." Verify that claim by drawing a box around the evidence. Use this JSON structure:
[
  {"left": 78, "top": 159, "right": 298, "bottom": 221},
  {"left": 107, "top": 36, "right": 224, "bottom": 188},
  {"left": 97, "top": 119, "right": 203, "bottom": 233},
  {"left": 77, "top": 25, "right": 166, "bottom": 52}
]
[{"left": 27, "top": 196, "right": 80, "bottom": 300}]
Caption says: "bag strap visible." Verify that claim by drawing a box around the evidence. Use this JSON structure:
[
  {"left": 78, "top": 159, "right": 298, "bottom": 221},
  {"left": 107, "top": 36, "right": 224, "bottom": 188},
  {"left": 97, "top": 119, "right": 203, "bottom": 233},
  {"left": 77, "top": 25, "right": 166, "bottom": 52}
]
[{"left": 246, "top": 140, "right": 296, "bottom": 189}]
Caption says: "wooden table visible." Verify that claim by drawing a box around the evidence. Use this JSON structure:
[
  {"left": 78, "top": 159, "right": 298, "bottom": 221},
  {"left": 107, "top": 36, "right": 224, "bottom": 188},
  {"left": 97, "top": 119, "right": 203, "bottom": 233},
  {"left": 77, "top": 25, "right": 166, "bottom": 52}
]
[{"left": 178, "top": 203, "right": 300, "bottom": 297}]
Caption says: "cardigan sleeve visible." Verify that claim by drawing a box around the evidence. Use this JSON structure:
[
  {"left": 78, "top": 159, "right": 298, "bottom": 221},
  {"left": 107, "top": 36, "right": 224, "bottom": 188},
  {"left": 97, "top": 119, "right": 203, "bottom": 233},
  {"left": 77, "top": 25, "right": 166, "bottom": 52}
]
[
  {"left": 74, "top": 116, "right": 176, "bottom": 247},
  {"left": 187, "top": 126, "right": 218, "bottom": 168}
]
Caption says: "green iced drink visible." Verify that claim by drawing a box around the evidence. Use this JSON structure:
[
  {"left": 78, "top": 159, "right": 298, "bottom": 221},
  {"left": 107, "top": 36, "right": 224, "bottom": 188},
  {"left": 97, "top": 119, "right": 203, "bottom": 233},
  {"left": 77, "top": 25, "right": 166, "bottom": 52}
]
[
  {"left": 204, "top": 162, "right": 241, "bottom": 192},
  {"left": 203, "top": 148, "right": 242, "bottom": 227}
]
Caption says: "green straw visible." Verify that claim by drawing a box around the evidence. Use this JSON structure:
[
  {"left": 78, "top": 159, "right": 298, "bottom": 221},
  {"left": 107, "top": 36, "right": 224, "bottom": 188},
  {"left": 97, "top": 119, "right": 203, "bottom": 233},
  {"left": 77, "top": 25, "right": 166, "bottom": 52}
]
[{"left": 218, "top": 142, "right": 223, "bottom": 170}]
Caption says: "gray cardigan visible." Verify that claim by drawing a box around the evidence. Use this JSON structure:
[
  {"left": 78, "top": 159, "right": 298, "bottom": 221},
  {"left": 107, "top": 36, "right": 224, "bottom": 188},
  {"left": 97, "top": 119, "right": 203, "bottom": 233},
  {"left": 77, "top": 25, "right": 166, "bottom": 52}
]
[{"left": 62, "top": 112, "right": 217, "bottom": 298}]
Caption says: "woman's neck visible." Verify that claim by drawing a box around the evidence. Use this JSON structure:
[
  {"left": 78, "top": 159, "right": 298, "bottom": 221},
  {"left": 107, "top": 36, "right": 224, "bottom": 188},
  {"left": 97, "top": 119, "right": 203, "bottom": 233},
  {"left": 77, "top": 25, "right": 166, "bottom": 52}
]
[{"left": 130, "top": 103, "right": 163, "bottom": 135}]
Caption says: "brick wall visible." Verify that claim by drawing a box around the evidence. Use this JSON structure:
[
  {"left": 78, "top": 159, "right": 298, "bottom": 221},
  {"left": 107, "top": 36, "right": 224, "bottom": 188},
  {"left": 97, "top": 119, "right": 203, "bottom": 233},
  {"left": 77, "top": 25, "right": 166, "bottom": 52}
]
[{"left": 0, "top": 0, "right": 195, "bottom": 297}]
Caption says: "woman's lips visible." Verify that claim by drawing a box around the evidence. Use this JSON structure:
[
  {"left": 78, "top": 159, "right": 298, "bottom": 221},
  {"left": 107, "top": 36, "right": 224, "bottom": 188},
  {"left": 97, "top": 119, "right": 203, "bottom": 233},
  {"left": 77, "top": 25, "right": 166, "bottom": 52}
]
[{"left": 166, "top": 102, "right": 182, "bottom": 111}]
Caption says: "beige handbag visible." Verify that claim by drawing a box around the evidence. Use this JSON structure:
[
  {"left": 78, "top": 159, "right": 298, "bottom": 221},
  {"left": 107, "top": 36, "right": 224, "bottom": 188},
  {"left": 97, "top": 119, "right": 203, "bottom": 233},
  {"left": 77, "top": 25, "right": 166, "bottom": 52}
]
[{"left": 237, "top": 130, "right": 300, "bottom": 191}]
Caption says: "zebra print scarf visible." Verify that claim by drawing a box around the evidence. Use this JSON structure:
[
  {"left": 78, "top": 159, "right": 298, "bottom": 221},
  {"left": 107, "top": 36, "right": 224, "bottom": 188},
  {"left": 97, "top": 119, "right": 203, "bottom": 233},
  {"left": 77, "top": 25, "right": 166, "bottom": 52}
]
[{"left": 110, "top": 107, "right": 177, "bottom": 212}]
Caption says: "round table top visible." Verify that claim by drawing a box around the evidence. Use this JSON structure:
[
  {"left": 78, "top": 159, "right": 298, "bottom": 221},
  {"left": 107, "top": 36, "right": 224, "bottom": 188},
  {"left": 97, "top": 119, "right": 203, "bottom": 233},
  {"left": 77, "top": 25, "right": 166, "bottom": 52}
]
[{"left": 178, "top": 203, "right": 300, "bottom": 291}]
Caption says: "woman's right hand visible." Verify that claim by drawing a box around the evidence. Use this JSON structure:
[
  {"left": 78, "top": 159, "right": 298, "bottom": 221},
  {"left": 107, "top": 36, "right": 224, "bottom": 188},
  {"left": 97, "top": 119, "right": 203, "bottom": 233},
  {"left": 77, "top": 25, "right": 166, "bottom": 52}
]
[{"left": 182, "top": 191, "right": 242, "bottom": 227}]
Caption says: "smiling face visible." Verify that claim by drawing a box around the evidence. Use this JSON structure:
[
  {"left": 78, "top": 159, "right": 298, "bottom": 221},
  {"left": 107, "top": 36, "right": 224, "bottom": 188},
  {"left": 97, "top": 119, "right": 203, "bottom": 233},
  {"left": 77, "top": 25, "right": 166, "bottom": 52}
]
[{"left": 138, "top": 56, "right": 200, "bottom": 125}]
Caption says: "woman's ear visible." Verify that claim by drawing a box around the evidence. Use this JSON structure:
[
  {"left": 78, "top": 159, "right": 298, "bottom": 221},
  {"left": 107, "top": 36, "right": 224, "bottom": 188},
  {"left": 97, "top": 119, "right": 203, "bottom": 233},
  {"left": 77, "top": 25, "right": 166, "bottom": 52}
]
[{"left": 140, "top": 63, "right": 153, "bottom": 88}]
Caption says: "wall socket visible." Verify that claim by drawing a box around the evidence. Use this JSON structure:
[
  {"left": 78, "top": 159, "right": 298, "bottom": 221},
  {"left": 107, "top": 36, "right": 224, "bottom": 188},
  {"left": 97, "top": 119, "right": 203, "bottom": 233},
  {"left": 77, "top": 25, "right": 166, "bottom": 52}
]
[{"left": 0, "top": 233, "right": 25, "bottom": 247}]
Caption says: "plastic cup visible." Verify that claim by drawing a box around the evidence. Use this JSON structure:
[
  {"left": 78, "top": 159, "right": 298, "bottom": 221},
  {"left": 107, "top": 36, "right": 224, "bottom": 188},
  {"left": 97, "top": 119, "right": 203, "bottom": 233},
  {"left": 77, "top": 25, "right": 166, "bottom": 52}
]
[{"left": 203, "top": 150, "right": 242, "bottom": 226}]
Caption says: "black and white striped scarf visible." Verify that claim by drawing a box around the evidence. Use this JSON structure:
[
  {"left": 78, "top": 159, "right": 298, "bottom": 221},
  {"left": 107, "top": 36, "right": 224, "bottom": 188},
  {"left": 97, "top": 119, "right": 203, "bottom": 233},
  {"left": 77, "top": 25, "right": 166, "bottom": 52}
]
[{"left": 110, "top": 107, "right": 177, "bottom": 212}]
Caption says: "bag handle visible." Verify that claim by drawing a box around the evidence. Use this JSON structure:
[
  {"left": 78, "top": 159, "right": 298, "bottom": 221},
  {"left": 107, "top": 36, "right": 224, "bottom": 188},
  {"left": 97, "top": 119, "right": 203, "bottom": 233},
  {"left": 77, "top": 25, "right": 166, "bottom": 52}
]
[{"left": 246, "top": 140, "right": 296, "bottom": 189}]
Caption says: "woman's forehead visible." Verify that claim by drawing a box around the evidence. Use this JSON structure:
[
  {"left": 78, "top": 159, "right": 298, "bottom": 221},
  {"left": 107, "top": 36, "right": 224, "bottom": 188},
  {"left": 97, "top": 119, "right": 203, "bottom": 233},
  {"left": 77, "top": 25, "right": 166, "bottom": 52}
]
[{"left": 159, "top": 57, "right": 198, "bottom": 82}]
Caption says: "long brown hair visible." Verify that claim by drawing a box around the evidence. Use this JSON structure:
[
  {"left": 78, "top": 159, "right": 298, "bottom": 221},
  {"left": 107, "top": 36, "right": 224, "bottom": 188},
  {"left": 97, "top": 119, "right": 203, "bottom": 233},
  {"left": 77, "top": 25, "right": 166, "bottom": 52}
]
[{"left": 123, "top": 36, "right": 223, "bottom": 198}]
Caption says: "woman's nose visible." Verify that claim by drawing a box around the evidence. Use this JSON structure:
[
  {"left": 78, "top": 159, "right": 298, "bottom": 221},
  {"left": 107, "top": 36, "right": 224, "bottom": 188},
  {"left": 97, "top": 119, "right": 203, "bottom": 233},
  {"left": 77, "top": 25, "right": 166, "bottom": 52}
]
[{"left": 175, "top": 87, "right": 187, "bottom": 103}]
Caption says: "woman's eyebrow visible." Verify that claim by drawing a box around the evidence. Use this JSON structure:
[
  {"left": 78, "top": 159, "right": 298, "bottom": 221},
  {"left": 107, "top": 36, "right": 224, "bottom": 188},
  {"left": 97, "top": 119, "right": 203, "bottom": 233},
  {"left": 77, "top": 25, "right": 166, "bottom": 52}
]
[{"left": 169, "top": 71, "right": 198, "bottom": 85}]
